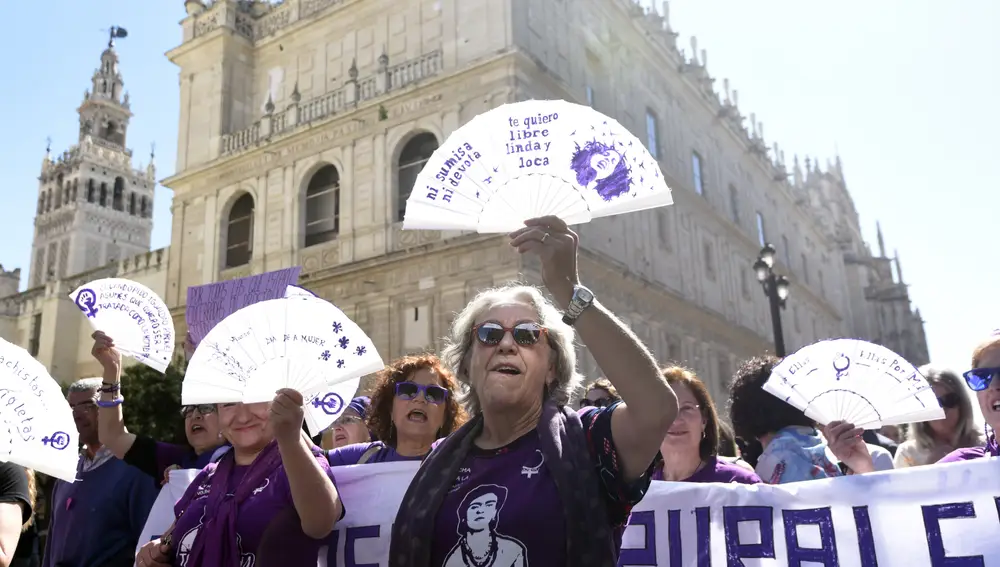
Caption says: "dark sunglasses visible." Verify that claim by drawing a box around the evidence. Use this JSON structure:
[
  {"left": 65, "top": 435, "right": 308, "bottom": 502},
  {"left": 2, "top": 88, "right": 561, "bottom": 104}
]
[
  {"left": 395, "top": 381, "right": 449, "bottom": 405},
  {"left": 963, "top": 367, "right": 1000, "bottom": 392},
  {"left": 937, "top": 392, "right": 961, "bottom": 409},
  {"left": 474, "top": 322, "right": 546, "bottom": 347},
  {"left": 180, "top": 404, "right": 217, "bottom": 418},
  {"left": 578, "top": 397, "right": 614, "bottom": 409}
]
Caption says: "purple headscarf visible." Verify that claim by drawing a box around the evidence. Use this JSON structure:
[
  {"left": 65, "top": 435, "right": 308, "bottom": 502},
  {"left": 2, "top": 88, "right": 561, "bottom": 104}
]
[{"left": 347, "top": 396, "right": 371, "bottom": 421}]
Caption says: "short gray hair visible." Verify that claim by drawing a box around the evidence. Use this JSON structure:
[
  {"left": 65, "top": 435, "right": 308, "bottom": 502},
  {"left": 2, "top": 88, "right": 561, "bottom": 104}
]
[
  {"left": 67, "top": 377, "right": 103, "bottom": 396},
  {"left": 441, "top": 283, "right": 582, "bottom": 415}
]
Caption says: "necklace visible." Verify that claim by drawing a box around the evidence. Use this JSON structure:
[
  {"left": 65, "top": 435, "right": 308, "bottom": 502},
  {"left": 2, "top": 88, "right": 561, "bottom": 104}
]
[{"left": 460, "top": 534, "right": 498, "bottom": 567}]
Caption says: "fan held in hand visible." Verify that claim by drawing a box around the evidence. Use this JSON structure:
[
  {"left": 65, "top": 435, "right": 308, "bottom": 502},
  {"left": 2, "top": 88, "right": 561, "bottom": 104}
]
[
  {"left": 0, "top": 338, "right": 79, "bottom": 482},
  {"left": 401, "top": 99, "right": 673, "bottom": 233},
  {"left": 764, "top": 338, "right": 944, "bottom": 429},
  {"left": 69, "top": 278, "right": 175, "bottom": 373},
  {"left": 181, "top": 296, "right": 384, "bottom": 435},
  {"left": 302, "top": 377, "right": 362, "bottom": 436}
]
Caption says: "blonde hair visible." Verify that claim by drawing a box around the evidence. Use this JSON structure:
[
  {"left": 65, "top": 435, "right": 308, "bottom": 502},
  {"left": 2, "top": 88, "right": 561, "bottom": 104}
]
[
  {"left": 23, "top": 469, "right": 35, "bottom": 531},
  {"left": 971, "top": 331, "right": 1000, "bottom": 368},
  {"left": 907, "top": 365, "right": 982, "bottom": 451},
  {"left": 583, "top": 378, "right": 620, "bottom": 402},
  {"left": 440, "top": 283, "right": 581, "bottom": 415}
]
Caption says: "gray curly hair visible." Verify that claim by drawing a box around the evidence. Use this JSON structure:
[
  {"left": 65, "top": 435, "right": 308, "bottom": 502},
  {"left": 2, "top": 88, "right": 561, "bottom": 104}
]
[{"left": 440, "top": 283, "right": 582, "bottom": 415}]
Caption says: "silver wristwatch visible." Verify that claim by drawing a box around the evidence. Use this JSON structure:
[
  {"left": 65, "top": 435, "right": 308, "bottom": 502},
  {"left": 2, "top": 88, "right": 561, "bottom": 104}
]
[{"left": 561, "top": 285, "right": 595, "bottom": 326}]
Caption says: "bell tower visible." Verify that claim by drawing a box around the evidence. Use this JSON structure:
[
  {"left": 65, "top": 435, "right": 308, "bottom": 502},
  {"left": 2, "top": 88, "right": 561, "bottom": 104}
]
[{"left": 29, "top": 27, "right": 155, "bottom": 288}]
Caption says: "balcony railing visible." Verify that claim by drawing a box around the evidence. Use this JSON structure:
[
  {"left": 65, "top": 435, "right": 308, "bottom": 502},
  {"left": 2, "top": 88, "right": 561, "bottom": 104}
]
[{"left": 221, "top": 50, "right": 443, "bottom": 156}]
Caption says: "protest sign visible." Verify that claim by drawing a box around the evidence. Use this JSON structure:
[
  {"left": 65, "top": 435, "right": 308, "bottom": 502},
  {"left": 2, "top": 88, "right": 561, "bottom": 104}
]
[{"left": 185, "top": 267, "right": 301, "bottom": 343}]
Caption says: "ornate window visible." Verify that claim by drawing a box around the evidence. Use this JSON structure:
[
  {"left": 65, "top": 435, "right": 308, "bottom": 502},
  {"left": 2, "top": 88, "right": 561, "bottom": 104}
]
[
  {"left": 304, "top": 165, "right": 340, "bottom": 247},
  {"left": 225, "top": 193, "right": 255, "bottom": 268},
  {"left": 86, "top": 180, "right": 96, "bottom": 203},
  {"left": 71, "top": 179, "right": 78, "bottom": 202},
  {"left": 396, "top": 133, "right": 439, "bottom": 222},
  {"left": 112, "top": 177, "right": 125, "bottom": 211},
  {"left": 99, "top": 183, "right": 108, "bottom": 207},
  {"left": 140, "top": 196, "right": 148, "bottom": 218},
  {"left": 36, "top": 195, "right": 44, "bottom": 215},
  {"left": 128, "top": 193, "right": 137, "bottom": 215}
]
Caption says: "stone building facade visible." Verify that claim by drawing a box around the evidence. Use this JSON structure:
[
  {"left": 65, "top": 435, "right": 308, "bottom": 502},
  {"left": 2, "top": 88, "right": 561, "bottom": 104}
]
[{"left": 0, "top": 0, "right": 927, "bottom": 403}]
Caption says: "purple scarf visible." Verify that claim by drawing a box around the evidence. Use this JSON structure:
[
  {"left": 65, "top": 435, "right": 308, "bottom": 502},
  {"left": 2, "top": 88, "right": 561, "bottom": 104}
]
[{"left": 178, "top": 441, "right": 282, "bottom": 567}]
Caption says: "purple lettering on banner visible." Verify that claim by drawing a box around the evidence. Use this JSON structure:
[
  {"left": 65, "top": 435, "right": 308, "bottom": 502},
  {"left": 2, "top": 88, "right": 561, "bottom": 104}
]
[
  {"left": 995, "top": 497, "right": 1000, "bottom": 522},
  {"left": 723, "top": 506, "right": 776, "bottom": 565},
  {"left": 666, "top": 509, "right": 682, "bottom": 567},
  {"left": 782, "top": 507, "right": 838, "bottom": 566},
  {"left": 852, "top": 505, "right": 879, "bottom": 566},
  {"left": 921, "top": 503, "right": 985, "bottom": 566},
  {"left": 694, "top": 507, "right": 711, "bottom": 567},
  {"left": 618, "top": 510, "right": 656, "bottom": 566},
  {"left": 345, "top": 525, "right": 380, "bottom": 567}
]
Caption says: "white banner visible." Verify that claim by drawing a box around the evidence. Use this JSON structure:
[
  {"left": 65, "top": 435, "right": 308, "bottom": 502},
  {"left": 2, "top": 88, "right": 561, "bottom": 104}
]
[
  {"left": 135, "top": 468, "right": 200, "bottom": 563},
  {"left": 140, "top": 458, "right": 1000, "bottom": 566}
]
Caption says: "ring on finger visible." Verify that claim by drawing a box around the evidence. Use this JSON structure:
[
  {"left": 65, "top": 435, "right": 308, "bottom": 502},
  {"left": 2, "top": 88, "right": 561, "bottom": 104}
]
[{"left": 540, "top": 232, "right": 550, "bottom": 243}]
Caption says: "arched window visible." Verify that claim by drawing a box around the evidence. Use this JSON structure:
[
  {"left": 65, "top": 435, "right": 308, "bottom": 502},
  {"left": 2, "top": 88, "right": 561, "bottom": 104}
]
[
  {"left": 71, "top": 179, "right": 78, "bottom": 202},
  {"left": 225, "top": 193, "right": 255, "bottom": 268},
  {"left": 112, "top": 177, "right": 125, "bottom": 211},
  {"left": 395, "top": 132, "right": 438, "bottom": 222},
  {"left": 128, "top": 193, "right": 137, "bottom": 215},
  {"left": 304, "top": 165, "right": 340, "bottom": 247},
  {"left": 86, "top": 179, "right": 96, "bottom": 203},
  {"left": 140, "top": 196, "right": 148, "bottom": 217},
  {"left": 55, "top": 176, "right": 63, "bottom": 209},
  {"left": 37, "top": 195, "right": 44, "bottom": 215},
  {"left": 44, "top": 190, "right": 51, "bottom": 212},
  {"left": 99, "top": 183, "right": 108, "bottom": 207}
]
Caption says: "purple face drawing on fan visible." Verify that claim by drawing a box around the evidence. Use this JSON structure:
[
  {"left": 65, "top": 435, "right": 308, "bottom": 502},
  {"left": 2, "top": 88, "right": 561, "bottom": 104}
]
[{"left": 570, "top": 140, "right": 632, "bottom": 201}]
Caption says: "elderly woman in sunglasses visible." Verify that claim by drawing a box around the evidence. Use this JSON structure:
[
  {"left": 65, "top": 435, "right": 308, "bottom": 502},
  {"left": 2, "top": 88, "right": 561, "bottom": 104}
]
[
  {"left": 91, "top": 332, "right": 229, "bottom": 485},
  {"left": 327, "top": 354, "right": 467, "bottom": 465},
  {"left": 389, "top": 216, "right": 678, "bottom": 567},
  {"left": 322, "top": 396, "right": 373, "bottom": 450},
  {"left": 894, "top": 365, "right": 983, "bottom": 468},
  {"left": 938, "top": 329, "right": 1000, "bottom": 463}
]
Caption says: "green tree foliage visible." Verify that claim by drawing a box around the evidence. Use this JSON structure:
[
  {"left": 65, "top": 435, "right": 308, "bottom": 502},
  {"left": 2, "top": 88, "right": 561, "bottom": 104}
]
[{"left": 119, "top": 360, "right": 188, "bottom": 445}]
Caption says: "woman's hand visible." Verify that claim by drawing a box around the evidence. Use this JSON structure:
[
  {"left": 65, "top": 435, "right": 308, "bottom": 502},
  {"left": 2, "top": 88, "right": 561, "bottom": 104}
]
[
  {"left": 90, "top": 331, "right": 121, "bottom": 373},
  {"left": 135, "top": 538, "right": 172, "bottom": 567},
  {"left": 508, "top": 216, "right": 579, "bottom": 307},
  {"left": 824, "top": 421, "right": 875, "bottom": 474},
  {"left": 270, "top": 388, "right": 305, "bottom": 445}
]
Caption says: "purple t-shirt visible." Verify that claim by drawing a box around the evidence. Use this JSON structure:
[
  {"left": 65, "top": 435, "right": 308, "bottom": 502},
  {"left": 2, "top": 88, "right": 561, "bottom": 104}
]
[
  {"left": 171, "top": 451, "right": 337, "bottom": 566},
  {"left": 937, "top": 446, "right": 996, "bottom": 463},
  {"left": 652, "top": 456, "right": 762, "bottom": 484},
  {"left": 430, "top": 404, "right": 649, "bottom": 566},
  {"left": 327, "top": 441, "right": 425, "bottom": 466}
]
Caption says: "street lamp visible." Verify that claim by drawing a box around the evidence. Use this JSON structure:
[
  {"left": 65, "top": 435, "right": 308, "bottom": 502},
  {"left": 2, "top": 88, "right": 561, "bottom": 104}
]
[{"left": 753, "top": 243, "right": 791, "bottom": 357}]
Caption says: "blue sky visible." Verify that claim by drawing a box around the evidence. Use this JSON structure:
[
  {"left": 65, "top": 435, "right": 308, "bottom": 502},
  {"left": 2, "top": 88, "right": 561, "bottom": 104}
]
[{"left": 2, "top": 1, "right": 996, "bottom": 381}]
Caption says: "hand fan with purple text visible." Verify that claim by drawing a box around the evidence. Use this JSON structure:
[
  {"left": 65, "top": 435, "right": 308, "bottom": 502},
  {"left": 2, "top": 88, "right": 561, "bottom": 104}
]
[
  {"left": 181, "top": 295, "right": 383, "bottom": 435},
  {"left": 402, "top": 99, "right": 673, "bottom": 233},
  {"left": 764, "top": 338, "right": 944, "bottom": 429},
  {"left": 0, "top": 338, "right": 79, "bottom": 482},
  {"left": 69, "top": 278, "right": 175, "bottom": 373}
]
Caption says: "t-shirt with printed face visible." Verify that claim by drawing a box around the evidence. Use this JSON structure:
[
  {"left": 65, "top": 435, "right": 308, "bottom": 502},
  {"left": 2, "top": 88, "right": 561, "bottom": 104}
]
[
  {"left": 429, "top": 404, "right": 649, "bottom": 567},
  {"left": 171, "top": 452, "right": 337, "bottom": 567}
]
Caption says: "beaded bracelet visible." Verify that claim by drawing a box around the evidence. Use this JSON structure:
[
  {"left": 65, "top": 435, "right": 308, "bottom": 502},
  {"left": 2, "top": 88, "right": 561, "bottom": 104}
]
[
  {"left": 100, "top": 382, "right": 121, "bottom": 393},
  {"left": 96, "top": 396, "right": 124, "bottom": 408}
]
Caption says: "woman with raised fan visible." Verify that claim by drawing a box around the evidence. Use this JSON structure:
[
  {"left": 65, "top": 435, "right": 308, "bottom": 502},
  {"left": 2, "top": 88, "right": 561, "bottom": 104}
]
[
  {"left": 937, "top": 329, "right": 1000, "bottom": 462},
  {"left": 389, "top": 216, "right": 678, "bottom": 567},
  {"left": 327, "top": 354, "right": 467, "bottom": 465},
  {"left": 134, "top": 388, "right": 342, "bottom": 567},
  {"left": 91, "top": 332, "right": 229, "bottom": 485},
  {"left": 894, "top": 365, "right": 983, "bottom": 467}
]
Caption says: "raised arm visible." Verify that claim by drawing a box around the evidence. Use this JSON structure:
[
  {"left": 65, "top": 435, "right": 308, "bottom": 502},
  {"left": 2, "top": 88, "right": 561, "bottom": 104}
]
[
  {"left": 271, "top": 389, "right": 343, "bottom": 539},
  {"left": 92, "top": 332, "right": 137, "bottom": 459},
  {"left": 512, "top": 216, "right": 678, "bottom": 481}
]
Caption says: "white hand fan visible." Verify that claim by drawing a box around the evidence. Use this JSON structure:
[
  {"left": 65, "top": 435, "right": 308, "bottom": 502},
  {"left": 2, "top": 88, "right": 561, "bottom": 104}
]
[
  {"left": 764, "top": 338, "right": 944, "bottom": 429},
  {"left": 302, "top": 377, "right": 362, "bottom": 436},
  {"left": 69, "top": 278, "right": 176, "bottom": 373},
  {"left": 181, "top": 296, "right": 384, "bottom": 429},
  {"left": 284, "top": 285, "right": 318, "bottom": 299},
  {"left": 402, "top": 99, "right": 673, "bottom": 233},
  {"left": 0, "top": 338, "right": 80, "bottom": 482}
]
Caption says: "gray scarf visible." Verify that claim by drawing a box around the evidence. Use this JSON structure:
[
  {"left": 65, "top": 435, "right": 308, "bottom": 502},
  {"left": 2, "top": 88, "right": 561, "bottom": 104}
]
[{"left": 388, "top": 400, "right": 618, "bottom": 566}]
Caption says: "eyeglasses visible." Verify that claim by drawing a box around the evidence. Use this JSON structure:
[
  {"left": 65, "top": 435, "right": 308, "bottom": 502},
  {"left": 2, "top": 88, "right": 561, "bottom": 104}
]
[
  {"left": 937, "top": 392, "right": 961, "bottom": 410},
  {"left": 963, "top": 367, "right": 1000, "bottom": 391},
  {"left": 474, "top": 322, "right": 546, "bottom": 347},
  {"left": 395, "top": 381, "right": 449, "bottom": 405},
  {"left": 180, "top": 404, "right": 217, "bottom": 418},
  {"left": 578, "top": 397, "right": 614, "bottom": 409},
  {"left": 333, "top": 415, "right": 362, "bottom": 427},
  {"left": 70, "top": 400, "right": 97, "bottom": 414},
  {"left": 677, "top": 403, "right": 702, "bottom": 418}
]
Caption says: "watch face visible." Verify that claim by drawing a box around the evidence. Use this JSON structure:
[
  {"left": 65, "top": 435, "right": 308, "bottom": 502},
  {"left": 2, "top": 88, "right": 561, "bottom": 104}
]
[{"left": 576, "top": 288, "right": 594, "bottom": 303}]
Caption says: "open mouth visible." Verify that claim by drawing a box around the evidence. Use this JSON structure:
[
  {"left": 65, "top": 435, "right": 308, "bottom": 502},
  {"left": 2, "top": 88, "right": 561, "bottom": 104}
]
[
  {"left": 490, "top": 363, "right": 522, "bottom": 376},
  {"left": 190, "top": 424, "right": 205, "bottom": 434},
  {"left": 667, "top": 430, "right": 688, "bottom": 437},
  {"left": 335, "top": 433, "right": 347, "bottom": 442},
  {"left": 407, "top": 409, "right": 428, "bottom": 423},
  {"left": 990, "top": 400, "right": 1000, "bottom": 412}
]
